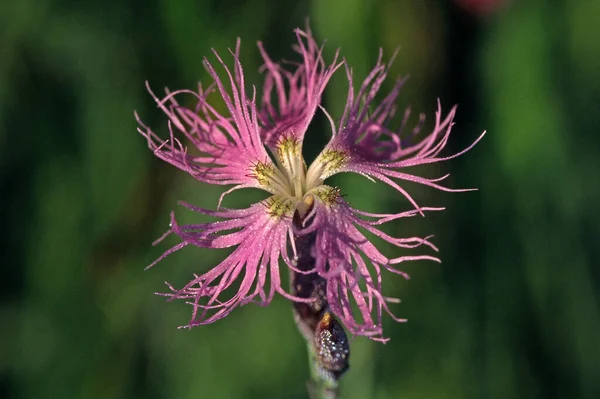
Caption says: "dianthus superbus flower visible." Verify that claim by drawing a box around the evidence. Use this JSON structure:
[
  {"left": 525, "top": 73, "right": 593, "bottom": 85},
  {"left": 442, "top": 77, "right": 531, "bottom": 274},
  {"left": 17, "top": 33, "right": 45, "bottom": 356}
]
[{"left": 136, "top": 27, "right": 484, "bottom": 347}]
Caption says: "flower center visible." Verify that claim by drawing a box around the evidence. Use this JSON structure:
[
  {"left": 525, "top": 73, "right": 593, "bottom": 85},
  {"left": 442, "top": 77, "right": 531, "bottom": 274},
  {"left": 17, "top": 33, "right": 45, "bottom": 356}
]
[{"left": 253, "top": 136, "right": 349, "bottom": 219}]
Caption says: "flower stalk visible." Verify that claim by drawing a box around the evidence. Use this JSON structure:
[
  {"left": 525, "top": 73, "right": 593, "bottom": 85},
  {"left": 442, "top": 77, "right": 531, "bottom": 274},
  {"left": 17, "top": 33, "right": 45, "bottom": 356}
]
[{"left": 291, "top": 207, "right": 349, "bottom": 398}]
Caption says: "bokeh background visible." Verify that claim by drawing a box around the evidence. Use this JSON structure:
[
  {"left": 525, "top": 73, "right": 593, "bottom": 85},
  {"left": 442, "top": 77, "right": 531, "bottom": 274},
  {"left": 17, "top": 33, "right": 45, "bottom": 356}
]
[{"left": 2, "top": 0, "right": 599, "bottom": 398}]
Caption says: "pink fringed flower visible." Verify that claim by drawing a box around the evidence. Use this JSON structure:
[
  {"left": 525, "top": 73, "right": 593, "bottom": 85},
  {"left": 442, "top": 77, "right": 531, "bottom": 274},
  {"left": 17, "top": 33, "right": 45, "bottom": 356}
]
[{"left": 136, "top": 27, "right": 484, "bottom": 341}]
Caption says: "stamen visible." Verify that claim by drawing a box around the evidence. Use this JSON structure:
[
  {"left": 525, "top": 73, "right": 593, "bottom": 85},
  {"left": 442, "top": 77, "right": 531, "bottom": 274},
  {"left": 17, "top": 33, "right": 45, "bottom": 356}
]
[
  {"left": 306, "top": 149, "right": 350, "bottom": 190},
  {"left": 250, "top": 160, "right": 294, "bottom": 196},
  {"left": 264, "top": 196, "right": 296, "bottom": 219},
  {"left": 311, "top": 185, "right": 342, "bottom": 206}
]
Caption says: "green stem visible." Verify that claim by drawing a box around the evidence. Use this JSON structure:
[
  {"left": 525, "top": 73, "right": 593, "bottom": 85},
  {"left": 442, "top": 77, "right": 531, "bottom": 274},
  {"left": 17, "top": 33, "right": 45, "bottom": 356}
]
[{"left": 307, "top": 343, "right": 339, "bottom": 399}]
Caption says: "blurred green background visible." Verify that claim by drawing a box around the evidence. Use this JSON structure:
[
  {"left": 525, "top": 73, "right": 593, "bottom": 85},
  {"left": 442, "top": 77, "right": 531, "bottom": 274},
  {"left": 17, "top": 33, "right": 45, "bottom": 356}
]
[{"left": 2, "top": 0, "right": 599, "bottom": 398}]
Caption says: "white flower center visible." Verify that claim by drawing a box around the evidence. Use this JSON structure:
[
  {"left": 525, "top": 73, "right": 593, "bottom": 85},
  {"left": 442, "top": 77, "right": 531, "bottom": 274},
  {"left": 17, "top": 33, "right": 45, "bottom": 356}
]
[{"left": 252, "top": 136, "right": 349, "bottom": 218}]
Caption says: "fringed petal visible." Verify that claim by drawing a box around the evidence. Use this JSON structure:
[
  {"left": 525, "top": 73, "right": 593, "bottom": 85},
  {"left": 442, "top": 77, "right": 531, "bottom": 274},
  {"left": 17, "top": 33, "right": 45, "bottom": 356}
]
[
  {"left": 154, "top": 200, "right": 317, "bottom": 326},
  {"left": 136, "top": 46, "right": 277, "bottom": 193},
  {"left": 258, "top": 25, "right": 342, "bottom": 147},
  {"left": 308, "top": 196, "right": 440, "bottom": 340},
  {"left": 309, "top": 51, "right": 485, "bottom": 211}
]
